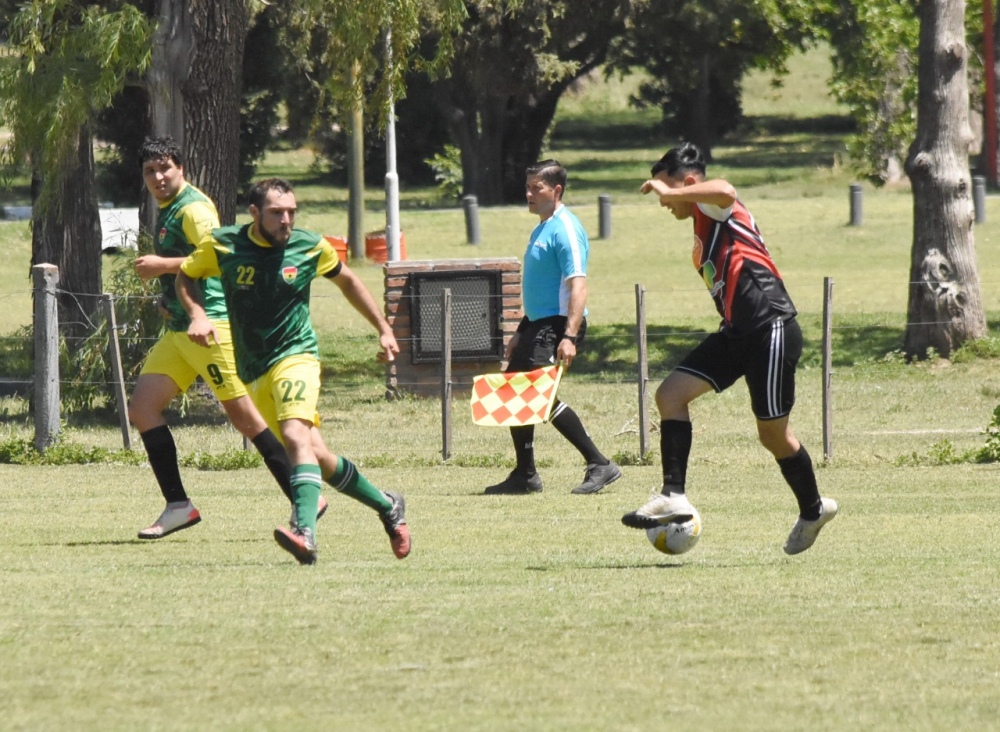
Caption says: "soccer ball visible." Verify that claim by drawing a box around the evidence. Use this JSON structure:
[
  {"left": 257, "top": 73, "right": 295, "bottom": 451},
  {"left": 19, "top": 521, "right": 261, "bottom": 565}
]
[{"left": 645, "top": 509, "right": 702, "bottom": 556}]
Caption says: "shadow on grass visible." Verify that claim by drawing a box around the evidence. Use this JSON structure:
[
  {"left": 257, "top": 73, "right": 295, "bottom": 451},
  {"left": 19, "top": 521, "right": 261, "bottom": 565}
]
[
  {"left": 571, "top": 320, "right": 915, "bottom": 382},
  {"left": 552, "top": 113, "right": 855, "bottom": 163},
  {"left": 551, "top": 118, "right": 663, "bottom": 150},
  {"left": 570, "top": 323, "right": 709, "bottom": 381}
]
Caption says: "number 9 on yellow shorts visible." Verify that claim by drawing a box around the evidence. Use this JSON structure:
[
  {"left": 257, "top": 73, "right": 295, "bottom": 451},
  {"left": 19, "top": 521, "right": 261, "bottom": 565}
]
[
  {"left": 139, "top": 323, "right": 248, "bottom": 401},
  {"left": 248, "top": 353, "right": 322, "bottom": 435}
]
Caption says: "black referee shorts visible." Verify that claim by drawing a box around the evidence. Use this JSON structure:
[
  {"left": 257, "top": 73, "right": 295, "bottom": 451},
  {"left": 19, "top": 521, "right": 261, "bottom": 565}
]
[
  {"left": 506, "top": 316, "right": 588, "bottom": 373},
  {"left": 675, "top": 317, "right": 803, "bottom": 420}
]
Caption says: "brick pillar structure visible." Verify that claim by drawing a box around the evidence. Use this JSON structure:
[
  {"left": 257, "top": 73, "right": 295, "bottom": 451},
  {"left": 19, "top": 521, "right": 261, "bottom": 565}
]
[{"left": 384, "top": 258, "right": 521, "bottom": 398}]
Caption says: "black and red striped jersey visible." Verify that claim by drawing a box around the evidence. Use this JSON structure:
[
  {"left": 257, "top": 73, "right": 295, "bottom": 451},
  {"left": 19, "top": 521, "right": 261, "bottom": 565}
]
[{"left": 690, "top": 199, "right": 797, "bottom": 335}]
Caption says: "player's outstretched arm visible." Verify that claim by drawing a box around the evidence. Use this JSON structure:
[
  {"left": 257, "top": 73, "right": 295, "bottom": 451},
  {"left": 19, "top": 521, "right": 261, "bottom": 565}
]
[
  {"left": 175, "top": 270, "right": 218, "bottom": 348},
  {"left": 641, "top": 177, "right": 737, "bottom": 209},
  {"left": 327, "top": 264, "right": 399, "bottom": 362}
]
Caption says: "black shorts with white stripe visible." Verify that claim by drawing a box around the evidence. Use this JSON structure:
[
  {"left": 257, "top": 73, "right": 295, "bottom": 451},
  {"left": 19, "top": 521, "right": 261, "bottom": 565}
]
[{"left": 674, "top": 317, "right": 803, "bottom": 420}]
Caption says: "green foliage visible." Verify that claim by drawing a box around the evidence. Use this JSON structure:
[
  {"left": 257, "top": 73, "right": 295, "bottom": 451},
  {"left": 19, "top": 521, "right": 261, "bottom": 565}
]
[
  {"left": 57, "top": 238, "right": 161, "bottom": 415},
  {"left": 60, "top": 325, "right": 111, "bottom": 414},
  {"left": 976, "top": 404, "right": 1000, "bottom": 463},
  {"left": 811, "top": 0, "right": 920, "bottom": 184},
  {"left": 608, "top": 0, "right": 808, "bottom": 149},
  {"left": 425, "top": 144, "right": 463, "bottom": 202},
  {"left": 898, "top": 405, "right": 1000, "bottom": 466},
  {"left": 896, "top": 439, "right": 969, "bottom": 467},
  {"left": 0, "top": 0, "right": 152, "bottom": 212},
  {"left": 0, "top": 433, "right": 266, "bottom": 469},
  {"left": 284, "top": 0, "right": 467, "bottom": 132},
  {"left": 100, "top": 234, "right": 162, "bottom": 384},
  {"left": 951, "top": 335, "right": 1000, "bottom": 363},
  {"left": 610, "top": 449, "right": 655, "bottom": 467},
  {"left": 0, "top": 434, "right": 145, "bottom": 466},
  {"left": 434, "top": 0, "right": 634, "bottom": 202}
]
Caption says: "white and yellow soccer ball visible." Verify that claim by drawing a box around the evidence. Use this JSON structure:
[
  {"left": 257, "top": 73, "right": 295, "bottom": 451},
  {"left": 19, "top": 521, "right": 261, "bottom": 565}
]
[{"left": 645, "top": 508, "right": 702, "bottom": 556}]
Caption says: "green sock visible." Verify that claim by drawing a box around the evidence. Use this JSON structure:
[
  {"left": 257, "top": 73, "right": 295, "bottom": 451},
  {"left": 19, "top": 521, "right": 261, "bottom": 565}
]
[
  {"left": 292, "top": 464, "right": 323, "bottom": 533},
  {"left": 327, "top": 457, "right": 390, "bottom": 513}
]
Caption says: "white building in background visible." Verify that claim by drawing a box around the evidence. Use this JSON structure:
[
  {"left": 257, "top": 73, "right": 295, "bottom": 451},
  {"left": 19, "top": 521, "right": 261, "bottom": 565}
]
[
  {"left": 98, "top": 207, "right": 139, "bottom": 251},
  {"left": 1, "top": 204, "right": 139, "bottom": 251}
]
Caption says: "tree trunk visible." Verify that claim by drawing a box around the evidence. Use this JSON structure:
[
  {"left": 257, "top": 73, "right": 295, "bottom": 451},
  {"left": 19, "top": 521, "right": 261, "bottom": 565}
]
[
  {"left": 146, "top": 0, "right": 247, "bottom": 225},
  {"left": 688, "top": 53, "right": 712, "bottom": 154},
  {"left": 436, "top": 77, "right": 584, "bottom": 206},
  {"left": 904, "top": 0, "right": 986, "bottom": 359},
  {"left": 30, "top": 125, "right": 103, "bottom": 356}
]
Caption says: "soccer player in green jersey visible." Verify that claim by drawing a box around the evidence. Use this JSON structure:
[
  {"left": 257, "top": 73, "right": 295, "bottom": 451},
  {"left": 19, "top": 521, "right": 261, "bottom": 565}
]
[
  {"left": 176, "top": 177, "right": 410, "bottom": 565},
  {"left": 129, "top": 138, "right": 315, "bottom": 540}
]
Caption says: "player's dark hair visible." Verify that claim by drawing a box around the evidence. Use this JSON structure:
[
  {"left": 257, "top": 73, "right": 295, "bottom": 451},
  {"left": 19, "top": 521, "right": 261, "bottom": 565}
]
[
  {"left": 248, "top": 177, "right": 295, "bottom": 209},
  {"left": 526, "top": 159, "right": 568, "bottom": 193},
  {"left": 139, "top": 136, "right": 183, "bottom": 168},
  {"left": 651, "top": 142, "right": 707, "bottom": 179}
]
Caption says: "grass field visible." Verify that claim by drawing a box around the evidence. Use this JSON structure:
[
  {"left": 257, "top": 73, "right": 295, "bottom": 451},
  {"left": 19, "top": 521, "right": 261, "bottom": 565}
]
[{"left": 3, "top": 48, "right": 1000, "bottom": 730}]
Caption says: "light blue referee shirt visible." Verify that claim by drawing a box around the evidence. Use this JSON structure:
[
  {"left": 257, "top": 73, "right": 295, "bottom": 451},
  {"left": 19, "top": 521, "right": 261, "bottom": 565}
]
[{"left": 522, "top": 204, "right": 589, "bottom": 320}]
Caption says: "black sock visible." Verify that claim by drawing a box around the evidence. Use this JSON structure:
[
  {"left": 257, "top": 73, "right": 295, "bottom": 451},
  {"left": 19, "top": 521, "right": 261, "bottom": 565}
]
[
  {"left": 660, "top": 419, "right": 692, "bottom": 494},
  {"left": 251, "top": 428, "right": 294, "bottom": 503},
  {"left": 549, "top": 401, "right": 608, "bottom": 466},
  {"left": 777, "top": 445, "right": 822, "bottom": 520},
  {"left": 510, "top": 425, "right": 536, "bottom": 475},
  {"left": 140, "top": 425, "right": 187, "bottom": 503}
]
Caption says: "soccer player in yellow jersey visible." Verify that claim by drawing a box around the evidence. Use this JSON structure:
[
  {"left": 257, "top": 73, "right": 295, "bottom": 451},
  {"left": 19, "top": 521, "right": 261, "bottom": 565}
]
[
  {"left": 176, "top": 178, "right": 410, "bottom": 565},
  {"left": 129, "top": 138, "right": 321, "bottom": 539}
]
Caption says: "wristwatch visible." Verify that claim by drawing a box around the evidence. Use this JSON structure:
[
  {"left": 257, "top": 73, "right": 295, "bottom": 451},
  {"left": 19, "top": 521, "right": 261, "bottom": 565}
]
[{"left": 561, "top": 334, "right": 579, "bottom": 345}]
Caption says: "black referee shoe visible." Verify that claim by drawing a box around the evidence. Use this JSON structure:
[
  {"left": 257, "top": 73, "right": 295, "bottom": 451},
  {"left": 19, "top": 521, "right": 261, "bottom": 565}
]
[
  {"left": 484, "top": 470, "right": 543, "bottom": 495},
  {"left": 572, "top": 461, "right": 622, "bottom": 494}
]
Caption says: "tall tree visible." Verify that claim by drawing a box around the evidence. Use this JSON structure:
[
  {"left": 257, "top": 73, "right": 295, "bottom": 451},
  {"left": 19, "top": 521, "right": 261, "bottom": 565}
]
[
  {"left": 0, "top": 1, "right": 151, "bottom": 352},
  {"left": 432, "top": 0, "right": 633, "bottom": 204},
  {"left": 608, "top": 0, "right": 806, "bottom": 157},
  {"left": 806, "top": 0, "right": 920, "bottom": 184},
  {"left": 146, "top": 0, "right": 247, "bottom": 225},
  {"left": 285, "top": 0, "right": 466, "bottom": 130},
  {"left": 904, "top": 0, "right": 986, "bottom": 358}
]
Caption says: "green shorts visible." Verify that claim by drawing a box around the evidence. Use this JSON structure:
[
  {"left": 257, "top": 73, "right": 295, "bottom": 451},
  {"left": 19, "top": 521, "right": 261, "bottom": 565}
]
[
  {"left": 248, "top": 353, "right": 322, "bottom": 438},
  {"left": 139, "top": 324, "right": 248, "bottom": 401}
]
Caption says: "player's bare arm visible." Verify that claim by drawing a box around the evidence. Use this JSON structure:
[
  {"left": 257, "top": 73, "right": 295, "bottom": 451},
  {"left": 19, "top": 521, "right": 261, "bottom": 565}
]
[
  {"left": 557, "top": 276, "right": 587, "bottom": 367},
  {"left": 327, "top": 264, "right": 399, "bottom": 362},
  {"left": 133, "top": 255, "right": 186, "bottom": 281},
  {"left": 174, "top": 270, "right": 218, "bottom": 348},
  {"left": 641, "top": 176, "right": 737, "bottom": 209}
]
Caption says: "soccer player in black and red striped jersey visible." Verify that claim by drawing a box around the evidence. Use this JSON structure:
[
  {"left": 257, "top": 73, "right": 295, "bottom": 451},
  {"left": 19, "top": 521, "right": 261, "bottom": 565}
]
[{"left": 621, "top": 143, "right": 838, "bottom": 555}]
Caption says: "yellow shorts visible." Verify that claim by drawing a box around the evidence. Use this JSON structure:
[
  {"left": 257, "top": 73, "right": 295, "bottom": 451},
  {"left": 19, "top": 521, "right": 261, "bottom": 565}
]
[
  {"left": 249, "top": 353, "right": 322, "bottom": 437},
  {"left": 139, "top": 323, "right": 248, "bottom": 401}
]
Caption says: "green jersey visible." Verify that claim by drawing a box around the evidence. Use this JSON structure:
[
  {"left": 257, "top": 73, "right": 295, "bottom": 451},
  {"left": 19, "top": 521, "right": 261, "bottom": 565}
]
[
  {"left": 180, "top": 223, "right": 342, "bottom": 384},
  {"left": 154, "top": 182, "right": 228, "bottom": 332}
]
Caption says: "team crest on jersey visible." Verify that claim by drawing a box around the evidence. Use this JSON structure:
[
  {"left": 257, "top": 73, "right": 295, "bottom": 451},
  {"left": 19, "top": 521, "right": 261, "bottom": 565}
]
[
  {"left": 693, "top": 235, "right": 723, "bottom": 295},
  {"left": 281, "top": 266, "right": 298, "bottom": 284},
  {"left": 158, "top": 227, "right": 167, "bottom": 243}
]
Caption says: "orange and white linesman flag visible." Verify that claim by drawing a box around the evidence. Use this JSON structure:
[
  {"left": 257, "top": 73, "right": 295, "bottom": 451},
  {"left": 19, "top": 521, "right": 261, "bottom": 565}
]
[{"left": 470, "top": 364, "right": 564, "bottom": 427}]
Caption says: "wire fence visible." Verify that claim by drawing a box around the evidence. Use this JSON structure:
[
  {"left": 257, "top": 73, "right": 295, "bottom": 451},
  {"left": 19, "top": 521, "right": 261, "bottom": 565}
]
[{"left": 3, "top": 273, "right": 999, "bottom": 460}]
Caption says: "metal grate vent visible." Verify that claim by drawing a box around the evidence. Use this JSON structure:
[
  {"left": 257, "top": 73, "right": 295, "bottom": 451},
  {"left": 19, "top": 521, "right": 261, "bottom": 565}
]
[{"left": 409, "top": 270, "right": 504, "bottom": 364}]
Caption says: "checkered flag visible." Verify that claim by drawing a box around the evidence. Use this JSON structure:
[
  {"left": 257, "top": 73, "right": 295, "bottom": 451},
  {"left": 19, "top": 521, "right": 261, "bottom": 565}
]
[{"left": 470, "top": 365, "right": 563, "bottom": 427}]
